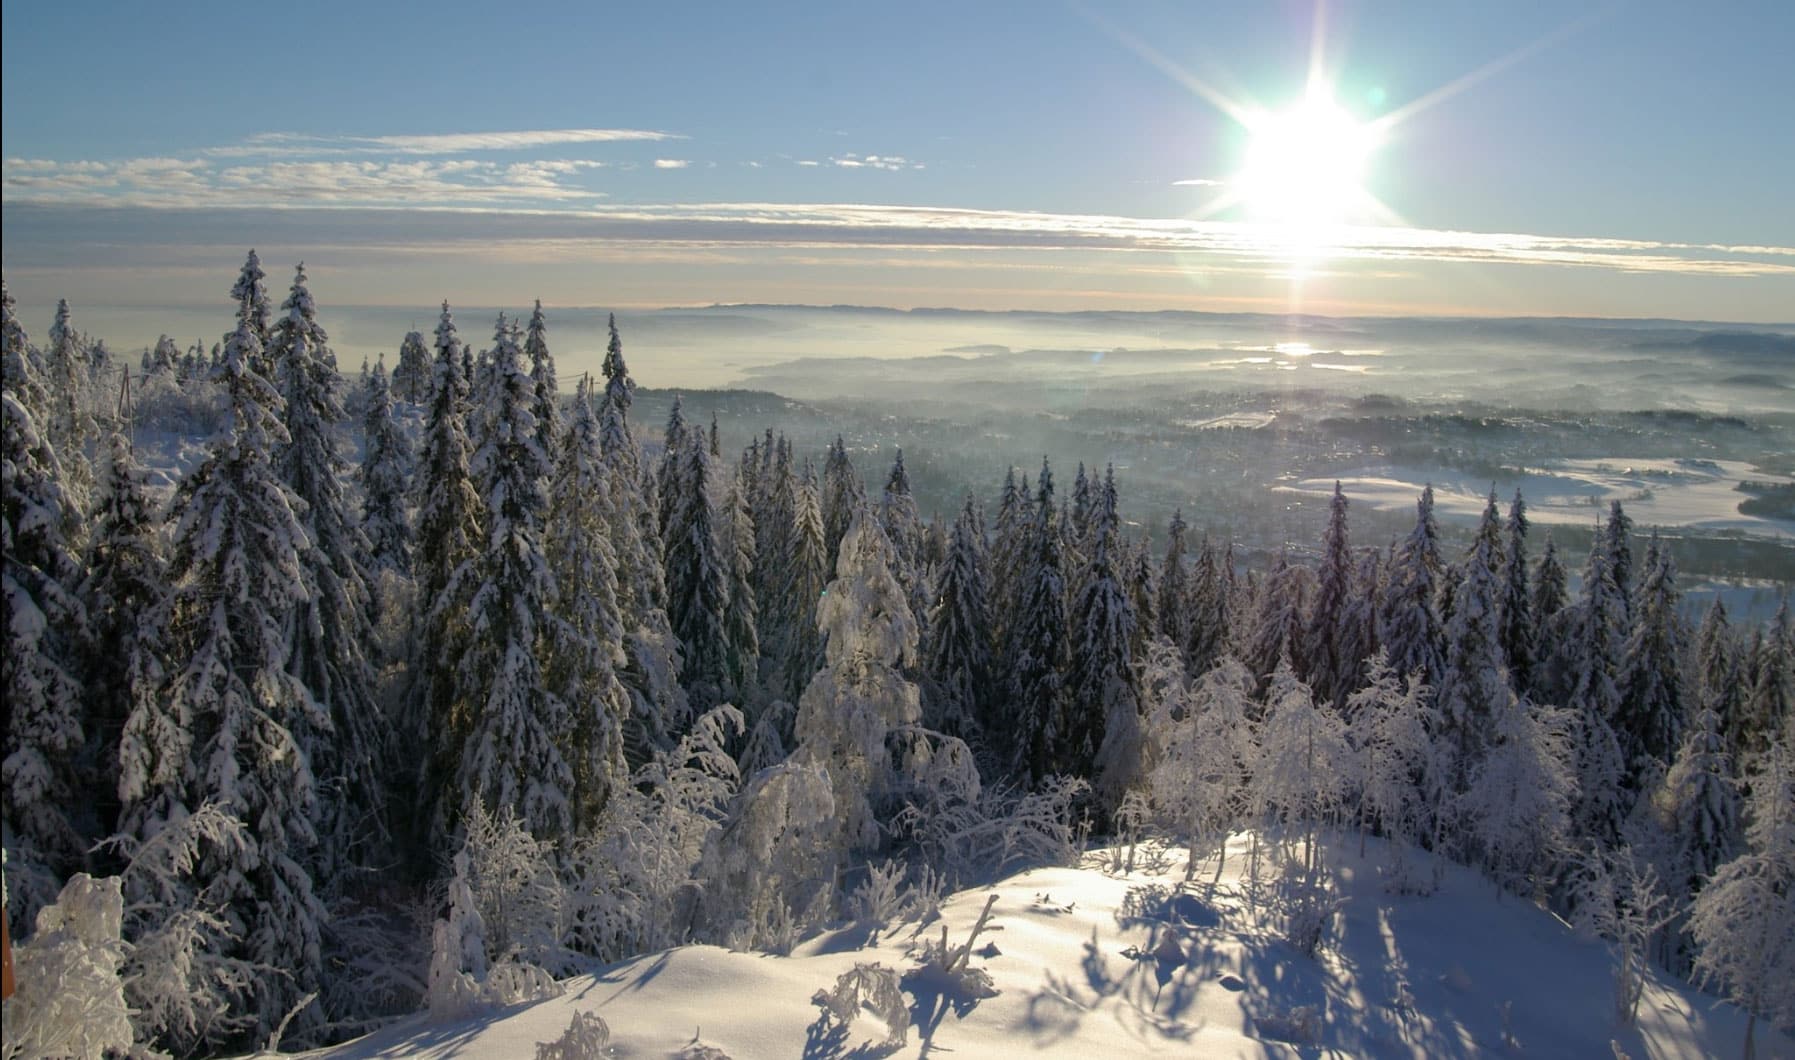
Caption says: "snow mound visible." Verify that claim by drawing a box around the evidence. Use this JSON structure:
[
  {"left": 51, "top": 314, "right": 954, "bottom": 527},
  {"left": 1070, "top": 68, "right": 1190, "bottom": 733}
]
[{"left": 314, "top": 833, "right": 1787, "bottom": 1059}]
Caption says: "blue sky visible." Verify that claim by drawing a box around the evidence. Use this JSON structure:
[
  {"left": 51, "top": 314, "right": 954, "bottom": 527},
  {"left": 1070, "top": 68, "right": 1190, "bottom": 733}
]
[{"left": 3, "top": 0, "right": 1792, "bottom": 321}]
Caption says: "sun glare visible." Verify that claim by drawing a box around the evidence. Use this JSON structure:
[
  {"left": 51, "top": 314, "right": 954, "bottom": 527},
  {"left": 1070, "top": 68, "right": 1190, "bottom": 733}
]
[{"left": 1236, "top": 90, "right": 1382, "bottom": 235}]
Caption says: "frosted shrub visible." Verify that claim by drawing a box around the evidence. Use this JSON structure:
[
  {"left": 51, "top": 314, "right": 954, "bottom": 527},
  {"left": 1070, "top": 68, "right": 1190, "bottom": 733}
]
[
  {"left": 810, "top": 963, "right": 909, "bottom": 1050},
  {"left": 1571, "top": 847, "right": 1675, "bottom": 1026},
  {"left": 1, "top": 874, "right": 133, "bottom": 1060},
  {"left": 536, "top": 1010, "right": 611, "bottom": 1060}
]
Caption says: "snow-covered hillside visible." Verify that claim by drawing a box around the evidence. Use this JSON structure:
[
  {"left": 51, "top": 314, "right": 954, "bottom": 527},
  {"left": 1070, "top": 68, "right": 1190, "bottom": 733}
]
[{"left": 316, "top": 833, "right": 1787, "bottom": 1059}]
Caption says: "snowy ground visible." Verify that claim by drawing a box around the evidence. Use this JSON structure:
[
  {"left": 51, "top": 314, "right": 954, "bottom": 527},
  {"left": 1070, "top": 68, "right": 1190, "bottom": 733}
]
[
  {"left": 309, "top": 833, "right": 1786, "bottom": 1059},
  {"left": 1277, "top": 458, "right": 1795, "bottom": 541}
]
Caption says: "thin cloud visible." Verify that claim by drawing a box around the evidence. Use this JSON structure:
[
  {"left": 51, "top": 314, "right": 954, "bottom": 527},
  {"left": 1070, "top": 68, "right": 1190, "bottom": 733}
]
[
  {"left": 206, "top": 128, "right": 682, "bottom": 158},
  {"left": 830, "top": 153, "right": 923, "bottom": 171},
  {"left": 1173, "top": 178, "right": 1226, "bottom": 187},
  {"left": 654, "top": 159, "right": 692, "bottom": 169}
]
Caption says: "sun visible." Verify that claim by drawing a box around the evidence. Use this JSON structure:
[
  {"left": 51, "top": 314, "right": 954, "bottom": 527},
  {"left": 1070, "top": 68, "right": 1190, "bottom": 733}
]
[{"left": 1235, "top": 89, "right": 1383, "bottom": 233}]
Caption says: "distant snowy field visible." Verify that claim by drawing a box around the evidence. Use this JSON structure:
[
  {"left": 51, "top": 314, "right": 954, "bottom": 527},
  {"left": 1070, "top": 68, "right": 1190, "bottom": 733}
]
[
  {"left": 308, "top": 833, "right": 1785, "bottom": 1059},
  {"left": 1278, "top": 458, "right": 1795, "bottom": 541}
]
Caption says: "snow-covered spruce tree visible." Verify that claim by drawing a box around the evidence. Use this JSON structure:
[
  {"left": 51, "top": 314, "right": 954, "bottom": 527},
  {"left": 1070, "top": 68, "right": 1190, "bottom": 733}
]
[
  {"left": 1556, "top": 525, "right": 1631, "bottom": 847},
  {"left": 115, "top": 313, "right": 328, "bottom": 1048},
  {"left": 1619, "top": 537, "right": 1687, "bottom": 792},
  {"left": 228, "top": 249, "right": 274, "bottom": 372},
  {"left": 77, "top": 432, "right": 165, "bottom": 844},
  {"left": 987, "top": 465, "right": 1028, "bottom": 653},
  {"left": 750, "top": 435, "right": 794, "bottom": 641},
  {"left": 2, "top": 281, "right": 52, "bottom": 430},
  {"left": 544, "top": 375, "right": 631, "bottom": 832},
  {"left": 822, "top": 435, "right": 864, "bottom": 577},
  {"left": 597, "top": 314, "right": 689, "bottom": 762},
  {"left": 1530, "top": 529, "right": 1570, "bottom": 663},
  {"left": 1242, "top": 552, "right": 1310, "bottom": 695},
  {"left": 408, "top": 302, "right": 486, "bottom": 856},
  {"left": 359, "top": 358, "right": 414, "bottom": 577},
  {"left": 1688, "top": 736, "right": 1795, "bottom": 1058},
  {"left": 1004, "top": 458, "right": 1069, "bottom": 783},
  {"left": 880, "top": 448, "right": 929, "bottom": 631},
  {"left": 1304, "top": 483, "right": 1353, "bottom": 707},
  {"left": 1659, "top": 695, "right": 1740, "bottom": 913},
  {"left": 1335, "top": 548, "right": 1383, "bottom": 707},
  {"left": 270, "top": 264, "right": 389, "bottom": 882},
  {"left": 3, "top": 351, "right": 89, "bottom": 926},
  {"left": 923, "top": 494, "right": 991, "bottom": 741},
  {"left": 1125, "top": 532, "right": 1159, "bottom": 661},
  {"left": 793, "top": 505, "right": 922, "bottom": 854},
  {"left": 1068, "top": 465, "right": 1141, "bottom": 810},
  {"left": 665, "top": 432, "right": 732, "bottom": 712},
  {"left": 655, "top": 394, "right": 688, "bottom": 546},
  {"left": 1459, "top": 686, "right": 1575, "bottom": 898},
  {"left": 721, "top": 463, "right": 761, "bottom": 709},
  {"left": 1145, "top": 649, "right": 1257, "bottom": 880},
  {"left": 1497, "top": 489, "right": 1536, "bottom": 691},
  {"left": 452, "top": 317, "right": 577, "bottom": 842},
  {"left": 524, "top": 299, "right": 561, "bottom": 460},
  {"left": 1694, "top": 598, "right": 1743, "bottom": 767},
  {"left": 1187, "top": 536, "right": 1233, "bottom": 679},
  {"left": 391, "top": 328, "right": 432, "bottom": 404},
  {"left": 1740, "top": 603, "right": 1793, "bottom": 766},
  {"left": 1604, "top": 500, "right": 1636, "bottom": 627},
  {"left": 1157, "top": 508, "right": 1193, "bottom": 663},
  {"left": 1438, "top": 489, "right": 1506, "bottom": 791},
  {"left": 1378, "top": 485, "right": 1445, "bottom": 691},
  {"left": 771, "top": 461, "right": 828, "bottom": 709},
  {"left": 42, "top": 298, "right": 94, "bottom": 519},
  {"left": 149, "top": 334, "right": 182, "bottom": 376},
  {"left": 1346, "top": 652, "right": 1438, "bottom": 869}
]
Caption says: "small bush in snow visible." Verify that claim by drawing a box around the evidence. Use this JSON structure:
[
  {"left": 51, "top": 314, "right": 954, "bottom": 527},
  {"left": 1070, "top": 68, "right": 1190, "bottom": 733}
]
[
  {"left": 0, "top": 873, "right": 133, "bottom": 1060},
  {"left": 810, "top": 963, "right": 909, "bottom": 1050},
  {"left": 534, "top": 1009, "right": 610, "bottom": 1060}
]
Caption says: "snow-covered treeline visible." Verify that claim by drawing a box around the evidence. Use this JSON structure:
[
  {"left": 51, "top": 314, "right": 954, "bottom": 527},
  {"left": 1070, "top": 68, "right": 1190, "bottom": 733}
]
[{"left": 2, "top": 259, "right": 1791, "bottom": 1057}]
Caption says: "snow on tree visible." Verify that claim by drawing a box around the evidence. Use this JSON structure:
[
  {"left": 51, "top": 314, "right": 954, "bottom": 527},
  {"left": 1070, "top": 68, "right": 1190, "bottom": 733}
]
[
  {"left": 1068, "top": 465, "right": 1141, "bottom": 809},
  {"left": 452, "top": 317, "right": 577, "bottom": 842},
  {"left": 1125, "top": 532, "right": 1158, "bottom": 661},
  {"left": 0, "top": 872, "right": 133, "bottom": 1060},
  {"left": 923, "top": 494, "right": 991, "bottom": 741},
  {"left": 1304, "top": 483, "right": 1353, "bottom": 706},
  {"left": 656, "top": 394, "right": 688, "bottom": 546},
  {"left": 1067, "top": 461, "right": 1094, "bottom": 564},
  {"left": 1570, "top": 844, "right": 1678, "bottom": 1026},
  {"left": 987, "top": 465, "right": 1028, "bottom": 653},
  {"left": 1694, "top": 598, "right": 1744, "bottom": 769},
  {"left": 822, "top": 435, "right": 864, "bottom": 577},
  {"left": 666, "top": 432, "right": 732, "bottom": 712},
  {"left": 1739, "top": 602, "right": 1792, "bottom": 766},
  {"left": 1658, "top": 694, "right": 1740, "bottom": 906},
  {"left": 1157, "top": 509, "right": 1193, "bottom": 661},
  {"left": 391, "top": 328, "right": 432, "bottom": 404},
  {"left": 720, "top": 463, "right": 762, "bottom": 708},
  {"left": 879, "top": 448, "right": 928, "bottom": 629},
  {"left": 1555, "top": 524, "right": 1631, "bottom": 846},
  {"left": 793, "top": 505, "right": 924, "bottom": 853},
  {"left": 1336, "top": 548, "right": 1383, "bottom": 706},
  {"left": 270, "top": 263, "right": 389, "bottom": 882},
  {"left": 1604, "top": 500, "right": 1636, "bottom": 627},
  {"left": 596, "top": 315, "right": 689, "bottom": 762},
  {"left": 1003, "top": 458, "right": 1069, "bottom": 783},
  {"left": 1438, "top": 489, "right": 1507, "bottom": 789},
  {"left": 1144, "top": 648, "right": 1257, "bottom": 879},
  {"left": 408, "top": 301, "right": 487, "bottom": 852},
  {"left": 228, "top": 249, "right": 273, "bottom": 369},
  {"left": 115, "top": 313, "right": 328, "bottom": 1046},
  {"left": 1497, "top": 489, "right": 1536, "bottom": 690},
  {"left": 148, "top": 334, "right": 182, "bottom": 376},
  {"left": 1459, "top": 686, "right": 1575, "bottom": 897},
  {"left": 544, "top": 375, "right": 631, "bottom": 831},
  {"left": 1347, "top": 651, "right": 1437, "bottom": 860},
  {"left": 1252, "top": 656, "right": 1353, "bottom": 878},
  {"left": 1187, "top": 536, "right": 1232, "bottom": 679},
  {"left": 42, "top": 297, "right": 94, "bottom": 518},
  {"left": 1243, "top": 551, "right": 1310, "bottom": 694},
  {"left": 1378, "top": 486, "right": 1444, "bottom": 690},
  {"left": 2, "top": 281, "right": 52, "bottom": 430},
  {"left": 359, "top": 358, "right": 414, "bottom": 577},
  {"left": 77, "top": 432, "right": 165, "bottom": 841},
  {"left": 524, "top": 299, "right": 562, "bottom": 460},
  {"left": 3, "top": 356, "right": 89, "bottom": 923},
  {"left": 1619, "top": 537, "right": 1687, "bottom": 790},
  {"left": 1688, "top": 736, "right": 1795, "bottom": 1058},
  {"left": 425, "top": 848, "right": 491, "bottom": 1020},
  {"left": 752, "top": 435, "right": 796, "bottom": 653},
  {"left": 770, "top": 461, "right": 829, "bottom": 709},
  {"left": 1531, "top": 529, "right": 1569, "bottom": 640}
]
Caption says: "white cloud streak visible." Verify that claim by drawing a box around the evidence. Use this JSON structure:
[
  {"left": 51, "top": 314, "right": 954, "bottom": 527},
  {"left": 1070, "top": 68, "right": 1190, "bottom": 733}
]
[
  {"left": 653, "top": 159, "right": 692, "bottom": 169},
  {"left": 206, "top": 128, "right": 681, "bottom": 157}
]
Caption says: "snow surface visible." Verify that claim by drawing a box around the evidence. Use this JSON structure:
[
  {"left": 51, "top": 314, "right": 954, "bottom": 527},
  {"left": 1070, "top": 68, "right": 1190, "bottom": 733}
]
[
  {"left": 309, "top": 833, "right": 1788, "bottom": 1059},
  {"left": 1278, "top": 459, "right": 1795, "bottom": 540}
]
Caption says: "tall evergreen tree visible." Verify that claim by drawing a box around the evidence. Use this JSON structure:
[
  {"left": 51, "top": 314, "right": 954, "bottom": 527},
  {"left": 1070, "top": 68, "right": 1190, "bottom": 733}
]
[
  {"left": 1068, "top": 466, "right": 1140, "bottom": 806},
  {"left": 924, "top": 494, "right": 991, "bottom": 741},
  {"left": 359, "top": 359, "right": 414, "bottom": 576},
  {"left": 1694, "top": 599, "right": 1744, "bottom": 767},
  {"left": 116, "top": 315, "right": 326, "bottom": 1045},
  {"left": 720, "top": 463, "right": 761, "bottom": 708},
  {"left": 2, "top": 346, "right": 88, "bottom": 915},
  {"left": 524, "top": 299, "right": 561, "bottom": 459},
  {"left": 822, "top": 435, "right": 863, "bottom": 577},
  {"left": 1497, "top": 489, "right": 1536, "bottom": 690},
  {"left": 1188, "top": 536, "right": 1232, "bottom": 679},
  {"left": 42, "top": 298, "right": 94, "bottom": 518},
  {"left": 1562, "top": 524, "right": 1630, "bottom": 844},
  {"left": 269, "top": 264, "right": 388, "bottom": 880},
  {"left": 1379, "top": 486, "right": 1445, "bottom": 689},
  {"left": 1664, "top": 694, "right": 1740, "bottom": 907},
  {"left": 1438, "top": 490, "right": 1506, "bottom": 787},
  {"left": 656, "top": 394, "right": 688, "bottom": 546},
  {"left": 1619, "top": 537, "right": 1687, "bottom": 790},
  {"left": 391, "top": 328, "right": 432, "bottom": 404},
  {"left": 1005, "top": 458, "right": 1068, "bottom": 783},
  {"left": 77, "top": 433, "right": 165, "bottom": 842},
  {"left": 1604, "top": 501, "right": 1635, "bottom": 626},
  {"left": 988, "top": 465, "right": 1029, "bottom": 652},
  {"left": 228, "top": 249, "right": 274, "bottom": 368},
  {"left": 880, "top": 448, "right": 927, "bottom": 625},
  {"left": 544, "top": 375, "right": 630, "bottom": 831},
  {"left": 772, "top": 462, "right": 829, "bottom": 708},
  {"left": 1304, "top": 483, "right": 1353, "bottom": 706},
  {"left": 1158, "top": 509, "right": 1193, "bottom": 662},
  {"left": 453, "top": 317, "right": 576, "bottom": 841},
  {"left": 665, "top": 432, "right": 732, "bottom": 712}
]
